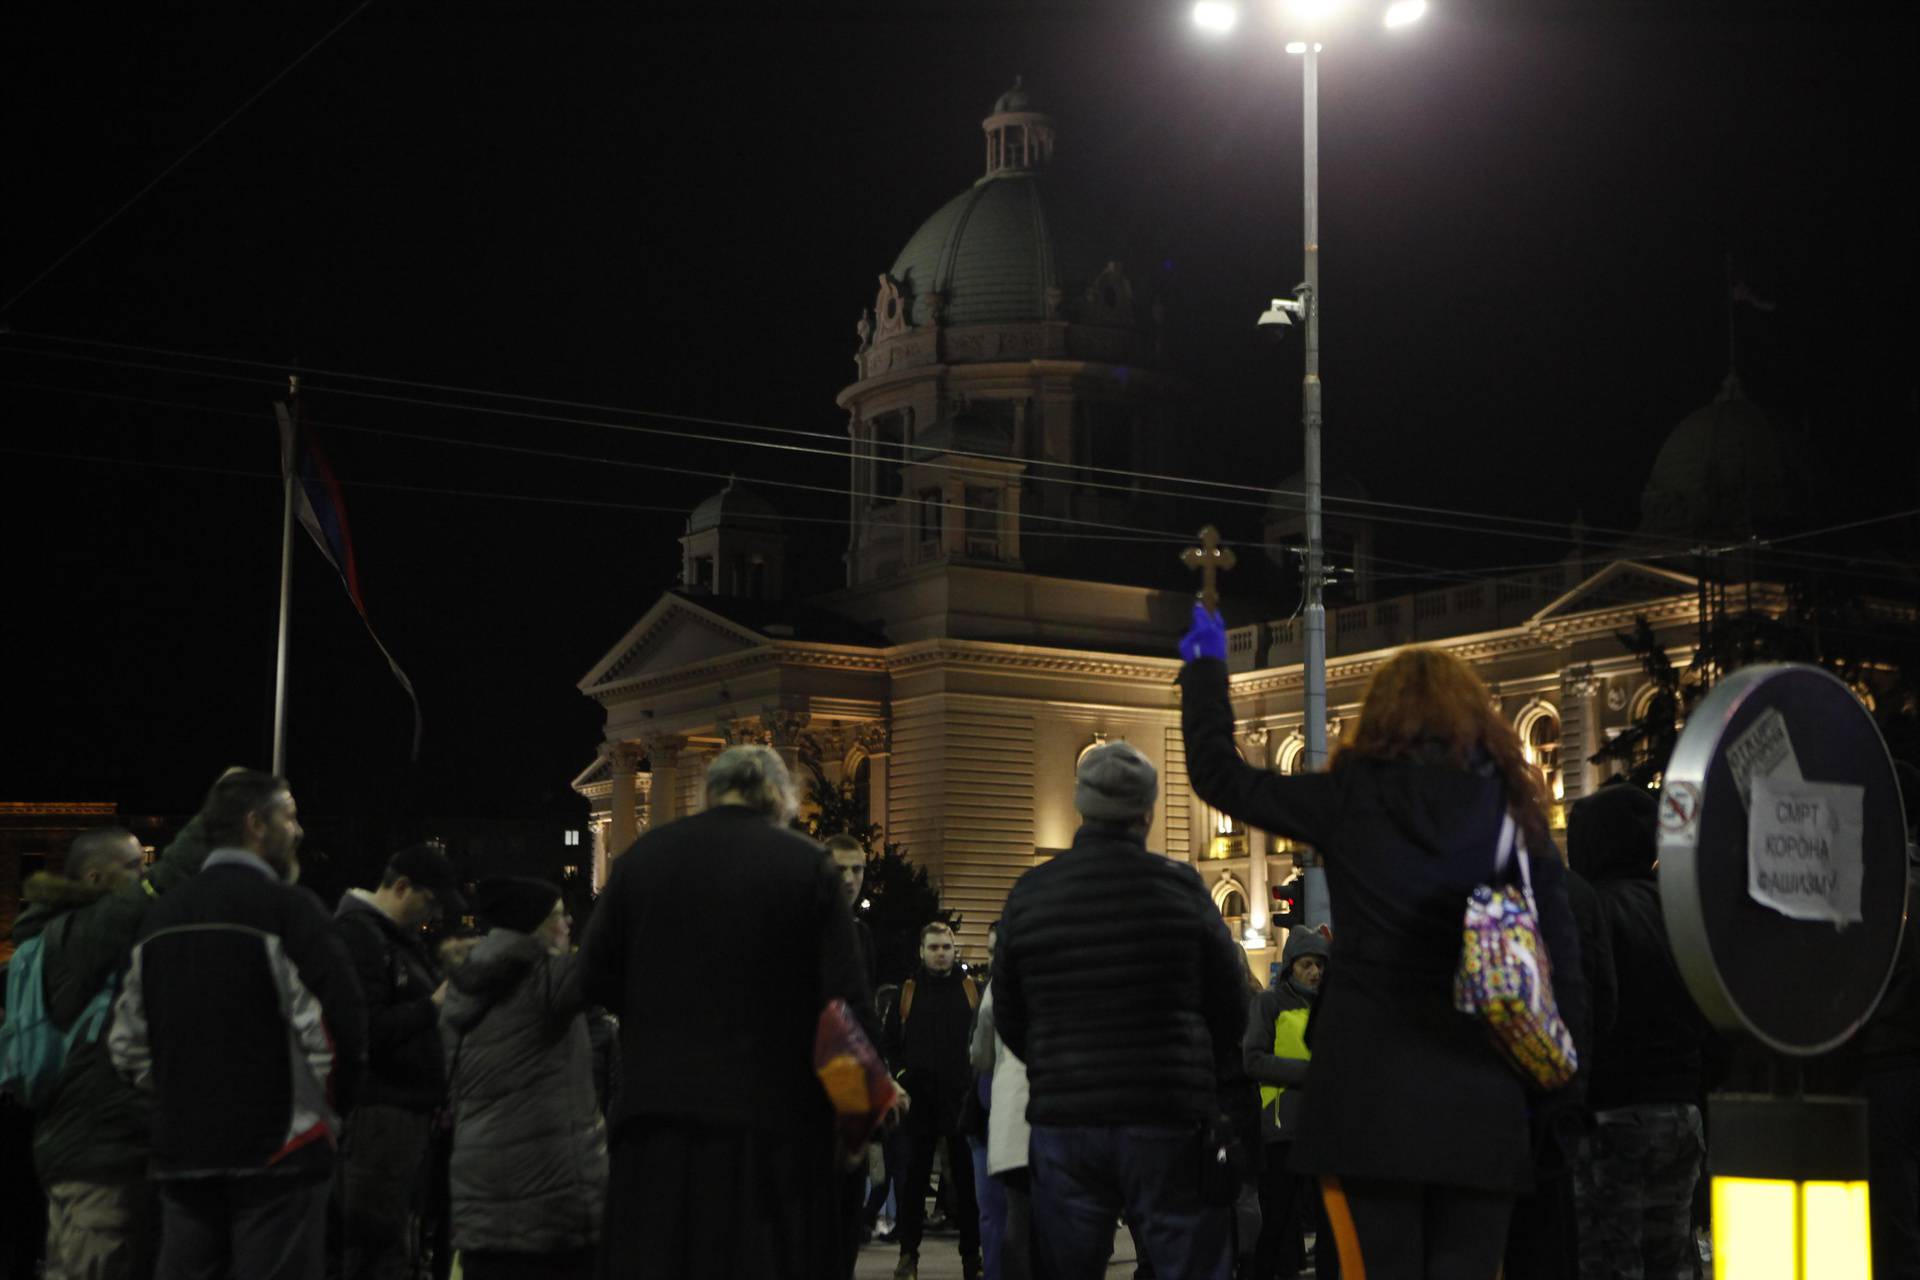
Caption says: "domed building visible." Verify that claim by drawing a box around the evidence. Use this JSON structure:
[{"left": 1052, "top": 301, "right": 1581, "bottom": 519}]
[
  {"left": 571, "top": 84, "right": 1841, "bottom": 979},
  {"left": 840, "top": 80, "right": 1182, "bottom": 589}
]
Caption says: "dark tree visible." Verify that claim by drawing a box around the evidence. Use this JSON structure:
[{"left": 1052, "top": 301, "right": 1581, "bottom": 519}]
[
  {"left": 797, "top": 757, "right": 950, "bottom": 988},
  {"left": 1591, "top": 572, "right": 1920, "bottom": 785}
]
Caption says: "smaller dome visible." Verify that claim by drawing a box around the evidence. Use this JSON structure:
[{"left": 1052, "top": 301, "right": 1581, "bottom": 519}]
[
  {"left": 992, "top": 79, "right": 1033, "bottom": 115},
  {"left": 1640, "top": 375, "right": 1800, "bottom": 539},
  {"left": 687, "top": 480, "right": 781, "bottom": 534}
]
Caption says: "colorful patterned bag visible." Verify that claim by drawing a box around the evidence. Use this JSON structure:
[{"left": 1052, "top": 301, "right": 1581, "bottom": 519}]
[{"left": 1452, "top": 811, "right": 1578, "bottom": 1090}]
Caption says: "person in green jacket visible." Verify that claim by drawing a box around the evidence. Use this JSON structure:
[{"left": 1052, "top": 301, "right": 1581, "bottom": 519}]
[
  {"left": 9, "top": 812, "right": 212, "bottom": 1280},
  {"left": 1244, "top": 927, "right": 1330, "bottom": 1280}
]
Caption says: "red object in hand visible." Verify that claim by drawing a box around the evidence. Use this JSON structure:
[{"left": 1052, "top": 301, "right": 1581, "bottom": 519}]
[{"left": 814, "top": 998, "right": 901, "bottom": 1160}]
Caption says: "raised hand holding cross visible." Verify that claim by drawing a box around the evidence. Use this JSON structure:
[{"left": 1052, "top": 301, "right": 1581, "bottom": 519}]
[{"left": 1179, "top": 526, "right": 1236, "bottom": 612}]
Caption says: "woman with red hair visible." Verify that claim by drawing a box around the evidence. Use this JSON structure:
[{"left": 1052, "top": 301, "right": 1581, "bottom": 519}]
[{"left": 1179, "top": 607, "right": 1586, "bottom": 1279}]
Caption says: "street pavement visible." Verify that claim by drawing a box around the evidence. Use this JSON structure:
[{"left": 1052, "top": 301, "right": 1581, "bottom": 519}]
[{"left": 852, "top": 1228, "right": 1140, "bottom": 1278}]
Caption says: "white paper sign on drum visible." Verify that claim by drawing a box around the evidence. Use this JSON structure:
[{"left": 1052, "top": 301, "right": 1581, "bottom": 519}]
[{"left": 1747, "top": 776, "right": 1867, "bottom": 926}]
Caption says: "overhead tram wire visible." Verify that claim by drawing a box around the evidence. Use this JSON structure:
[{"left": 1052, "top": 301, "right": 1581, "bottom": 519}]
[
  {"left": 0, "top": 332, "right": 1886, "bottom": 569},
  {"left": 11, "top": 443, "right": 1914, "bottom": 656},
  {"left": 0, "top": 0, "right": 380, "bottom": 316},
  {"left": 8, "top": 362, "right": 1918, "bottom": 589},
  {"left": 20, "top": 328, "right": 1864, "bottom": 571},
  {"left": 0, "top": 447, "right": 1189, "bottom": 547},
  {"left": 0, "top": 331, "right": 1801, "bottom": 559}
]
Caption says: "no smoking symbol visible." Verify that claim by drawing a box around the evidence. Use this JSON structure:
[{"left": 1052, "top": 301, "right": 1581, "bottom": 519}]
[{"left": 1660, "top": 781, "right": 1701, "bottom": 832}]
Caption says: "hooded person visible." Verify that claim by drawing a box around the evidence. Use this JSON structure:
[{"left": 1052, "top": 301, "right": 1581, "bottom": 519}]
[
  {"left": 1566, "top": 782, "right": 1707, "bottom": 1280},
  {"left": 1243, "top": 927, "right": 1331, "bottom": 1279},
  {"left": 441, "top": 876, "right": 606, "bottom": 1280}
]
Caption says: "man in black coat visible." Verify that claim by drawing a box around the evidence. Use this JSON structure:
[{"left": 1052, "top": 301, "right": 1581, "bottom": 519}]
[
  {"left": 1568, "top": 782, "right": 1707, "bottom": 1280},
  {"left": 882, "top": 920, "right": 980, "bottom": 1280},
  {"left": 996, "top": 740, "right": 1247, "bottom": 1280},
  {"left": 332, "top": 842, "right": 465, "bottom": 1280},
  {"left": 580, "top": 745, "right": 875, "bottom": 1280}
]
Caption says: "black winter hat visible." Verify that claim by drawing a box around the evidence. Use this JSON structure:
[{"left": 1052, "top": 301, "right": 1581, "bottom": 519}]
[{"left": 474, "top": 876, "right": 561, "bottom": 934}]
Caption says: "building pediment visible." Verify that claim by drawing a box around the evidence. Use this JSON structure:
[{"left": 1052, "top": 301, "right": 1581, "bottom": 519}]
[
  {"left": 1530, "top": 560, "right": 1698, "bottom": 625},
  {"left": 577, "top": 593, "right": 770, "bottom": 695}
]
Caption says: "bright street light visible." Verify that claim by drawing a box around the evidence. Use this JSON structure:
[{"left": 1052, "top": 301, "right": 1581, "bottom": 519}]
[
  {"left": 1189, "top": 0, "right": 1428, "bottom": 935},
  {"left": 1286, "top": 0, "right": 1342, "bottom": 20},
  {"left": 1192, "top": 1, "right": 1240, "bottom": 33},
  {"left": 1383, "top": 0, "right": 1427, "bottom": 28}
]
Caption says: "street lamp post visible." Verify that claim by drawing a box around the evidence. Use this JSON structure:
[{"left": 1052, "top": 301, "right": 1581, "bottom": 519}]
[
  {"left": 1197, "top": 0, "right": 1425, "bottom": 931},
  {"left": 1298, "top": 42, "right": 1330, "bottom": 929}
]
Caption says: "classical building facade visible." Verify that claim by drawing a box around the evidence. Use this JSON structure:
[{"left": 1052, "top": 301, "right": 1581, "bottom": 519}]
[{"left": 573, "top": 86, "right": 1821, "bottom": 972}]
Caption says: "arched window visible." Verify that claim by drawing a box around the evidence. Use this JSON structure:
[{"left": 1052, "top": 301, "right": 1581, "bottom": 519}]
[
  {"left": 1276, "top": 733, "right": 1307, "bottom": 776},
  {"left": 847, "top": 752, "right": 872, "bottom": 824},
  {"left": 1212, "top": 875, "right": 1249, "bottom": 935},
  {"left": 1516, "top": 700, "right": 1562, "bottom": 802}
]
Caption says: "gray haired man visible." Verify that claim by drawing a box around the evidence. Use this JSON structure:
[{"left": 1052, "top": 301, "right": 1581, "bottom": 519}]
[{"left": 581, "top": 745, "right": 878, "bottom": 1277}]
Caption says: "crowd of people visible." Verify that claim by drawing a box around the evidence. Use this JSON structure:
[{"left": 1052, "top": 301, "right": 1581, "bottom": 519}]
[{"left": 2, "top": 610, "right": 1917, "bottom": 1280}]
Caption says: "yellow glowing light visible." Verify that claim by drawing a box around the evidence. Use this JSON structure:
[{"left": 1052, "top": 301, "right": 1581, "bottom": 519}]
[
  {"left": 1712, "top": 1179, "right": 1796, "bottom": 1280},
  {"left": 1712, "top": 1178, "right": 1871, "bottom": 1280},
  {"left": 1803, "top": 1181, "right": 1871, "bottom": 1279}
]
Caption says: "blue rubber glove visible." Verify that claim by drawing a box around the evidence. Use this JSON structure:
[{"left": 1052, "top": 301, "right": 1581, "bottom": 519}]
[{"left": 1179, "top": 601, "right": 1228, "bottom": 662}]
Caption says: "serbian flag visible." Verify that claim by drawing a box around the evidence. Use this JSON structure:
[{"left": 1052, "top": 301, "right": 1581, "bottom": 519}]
[{"left": 276, "top": 401, "right": 424, "bottom": 758}]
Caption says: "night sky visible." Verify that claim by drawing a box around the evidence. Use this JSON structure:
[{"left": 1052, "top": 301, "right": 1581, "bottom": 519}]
[{"left": 2, "top": 1, "right": 1913, "bottom": 834}]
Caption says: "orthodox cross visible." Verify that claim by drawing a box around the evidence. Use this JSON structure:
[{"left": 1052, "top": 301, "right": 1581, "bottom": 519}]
[{"left": 1180, "top": 526, "right": 1235, "bottom": 612}]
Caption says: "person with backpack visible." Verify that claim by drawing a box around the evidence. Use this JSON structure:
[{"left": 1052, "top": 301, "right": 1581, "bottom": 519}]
[
  {"left": 4, "top": 815, "right": 214, "bottom": 1280},
  {"left": 331, "top": 842, "right": 465, "bottom": 1280},
  {"left": 882, "top": 921, "right": 981, "bottom": 1280}
]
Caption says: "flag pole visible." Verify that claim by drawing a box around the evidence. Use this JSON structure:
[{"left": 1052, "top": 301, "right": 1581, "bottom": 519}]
[{"left": 271, "top": 375, "right": 300, "bottom": 775}]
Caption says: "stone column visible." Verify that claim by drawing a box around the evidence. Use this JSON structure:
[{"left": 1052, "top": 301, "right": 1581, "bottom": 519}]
[
  {"left": 647, "top": 736, "right": 685, "bottom": 828},
  {"left": 856, "top": 722, "right": 893, "bottom": 839},
  {"left": 1240, "top": 727, "right": 1271, "bottom": 939},
  {"left": 589, "top": 819, "right": 610, "bottom": 893},
  {"left": 1560, "top": 663, "right": 1602, "bottom": 805},
  {"left": 607, "top": 742, "right": 643, "bottom": 859},
  {"left": 764, "top": 707, "right": 812, "bottom": 776}
]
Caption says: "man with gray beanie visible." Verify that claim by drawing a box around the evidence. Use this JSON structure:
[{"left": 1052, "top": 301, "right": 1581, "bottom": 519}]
[{"left": 994, "top": 740, "right": 1248, "bottom": 1280}]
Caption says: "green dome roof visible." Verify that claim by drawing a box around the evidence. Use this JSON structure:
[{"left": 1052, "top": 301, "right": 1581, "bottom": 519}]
[{"left": 888, "top": 172, "right": 1103, "bottom": 329}]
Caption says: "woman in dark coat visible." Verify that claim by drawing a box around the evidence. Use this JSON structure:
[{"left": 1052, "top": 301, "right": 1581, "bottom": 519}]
[
  {"left": 1180, "top": 613, "right": 1585, "bottom": 1279},
  {"left": 443, "top": 877, "right": 608, "bottom": 1280}
]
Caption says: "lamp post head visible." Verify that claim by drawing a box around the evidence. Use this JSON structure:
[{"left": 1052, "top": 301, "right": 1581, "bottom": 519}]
[
  {"left": 1383, "top": 0, "right": 1427, "bottom": 27},
  {"left": 1192, "top": 0, "right": 1239, "bottom": 33}
]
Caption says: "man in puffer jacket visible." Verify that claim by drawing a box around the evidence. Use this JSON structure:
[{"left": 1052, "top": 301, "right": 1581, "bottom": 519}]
[
  {"left": 441, "top": 877, "right": 606, "bottom": 1280},
  {"left": 996, "top": 741, "right": 1247, "bottom": 1280},
  {"left": 1244, "top": 927, "right": 1329, "bottom": 1280}
]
